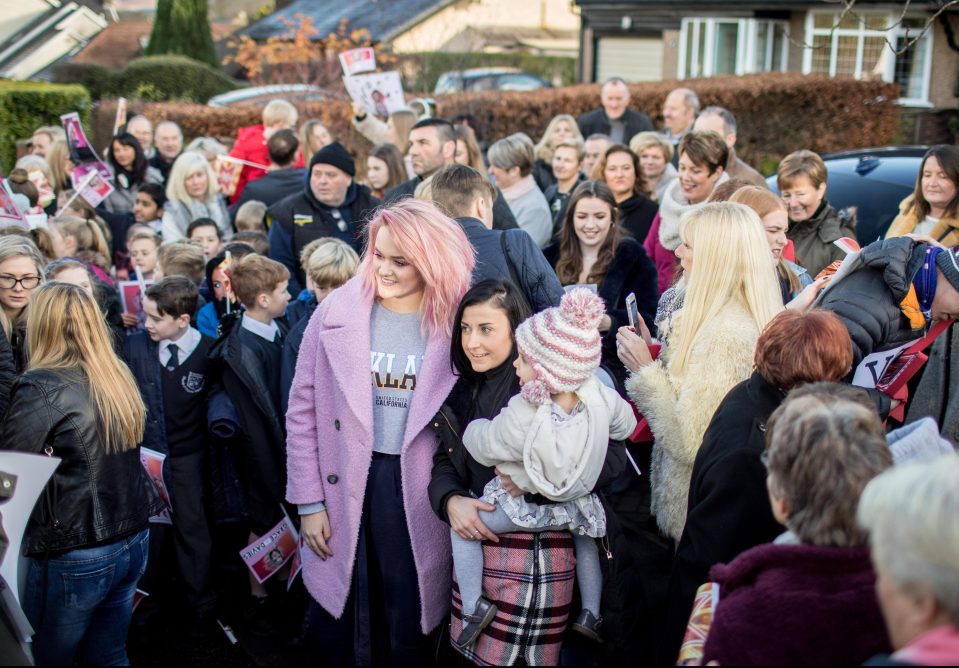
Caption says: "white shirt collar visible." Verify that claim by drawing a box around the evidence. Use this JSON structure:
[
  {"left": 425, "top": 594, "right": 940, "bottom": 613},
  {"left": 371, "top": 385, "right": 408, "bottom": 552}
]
[
  {"left": 159, "top": 326, "right": 202, "bottom": 364},
  {"left": 240, "top": 313, "right": 279, "bottom": 342}
]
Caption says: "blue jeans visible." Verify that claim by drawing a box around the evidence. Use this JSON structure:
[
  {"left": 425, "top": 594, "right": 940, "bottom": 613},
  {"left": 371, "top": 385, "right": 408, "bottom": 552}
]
[{"left": 24, "top": 528, "right": 150, "bottom": 666}]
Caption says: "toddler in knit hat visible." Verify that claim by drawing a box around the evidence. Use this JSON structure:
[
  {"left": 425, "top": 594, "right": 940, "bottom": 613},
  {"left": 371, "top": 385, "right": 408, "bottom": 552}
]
[{"left": 452, "top": 289, "right": 637, "bottom": 648}]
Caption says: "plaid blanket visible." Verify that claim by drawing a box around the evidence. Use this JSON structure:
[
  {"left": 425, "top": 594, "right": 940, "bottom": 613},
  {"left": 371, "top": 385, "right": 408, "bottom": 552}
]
[{"left": 451, "top": 531, "right": 576, "bottom": 666}]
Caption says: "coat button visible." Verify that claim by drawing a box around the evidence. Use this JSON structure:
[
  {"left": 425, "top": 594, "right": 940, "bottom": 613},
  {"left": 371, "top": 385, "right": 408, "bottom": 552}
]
[
  {"left": 334, "top": 419, "right": 341, "bottom": 431},
  {"left": 327, "top": 474, "right": 338, "bottom": 484}
]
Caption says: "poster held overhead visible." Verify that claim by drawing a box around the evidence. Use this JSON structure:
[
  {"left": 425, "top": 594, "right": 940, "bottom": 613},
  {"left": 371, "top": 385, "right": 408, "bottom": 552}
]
[
  {"left": 60, "top": 112, "right": 100, "bottom": 163},
  {"left": 343, "top": 71, "right": 406, "bottom": 117},
  {"left": 339, "top": 47, "right": 376, "bottom": 76}
]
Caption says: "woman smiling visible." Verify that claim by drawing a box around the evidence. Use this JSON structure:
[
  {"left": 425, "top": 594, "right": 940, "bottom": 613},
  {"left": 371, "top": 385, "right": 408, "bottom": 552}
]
[
  {"left": 545, "top": 180, "right": 658, "bottom": 390},
  {"left": 644, "top": 131, "right": 729, "bottom": 295},
  {"left": 286, "top": 199, "right": 475, "bottom": 665},
  {"left": 595, "top": 145, "right": 659, "bottom": 246}
]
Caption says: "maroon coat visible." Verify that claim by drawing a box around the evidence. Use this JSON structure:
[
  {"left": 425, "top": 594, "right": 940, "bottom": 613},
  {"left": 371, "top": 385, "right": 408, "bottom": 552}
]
[{"left": 702, "top": 542, "right": 891, "bottom": 666}]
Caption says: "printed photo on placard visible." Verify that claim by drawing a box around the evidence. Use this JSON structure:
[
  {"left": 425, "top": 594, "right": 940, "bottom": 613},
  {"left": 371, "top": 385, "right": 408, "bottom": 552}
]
[
  {"left": 119, "top": 279, "right": 155, "bottom": 322},
  {"left": 61, "top": 112, "right": 98, "bottom": 163},
  {"left": 71, "top": 162, "right": 115, "bottom": 208},
  {"left": 339, "top": 47, "right": 376, "bottom": 76},
  {"left": 239, "top": 516, "right": 299, "bottom": 584},
  {"left": 0, "top": 180, "right": 26, "bottom": 227},
  {"left": 343, "top": 71, "right": 406, "bottom": 117}
]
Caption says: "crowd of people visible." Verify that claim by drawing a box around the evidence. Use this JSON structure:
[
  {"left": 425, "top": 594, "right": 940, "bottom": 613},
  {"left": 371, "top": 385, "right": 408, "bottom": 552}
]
[{"left": 1, "top": 77, "right": 958, "bottom": 667}]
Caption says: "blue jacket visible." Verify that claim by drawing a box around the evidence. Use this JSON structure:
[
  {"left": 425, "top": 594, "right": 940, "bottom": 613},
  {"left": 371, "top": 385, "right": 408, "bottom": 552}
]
[
  {"left": 456, "top": 217, "right": 563, "bottom": 313},
  {"left": 196, "top": 300, "right": 219, "bottom": 339},
  {"left": 286, "top": 288, "right": 317, "bottom": 327}
]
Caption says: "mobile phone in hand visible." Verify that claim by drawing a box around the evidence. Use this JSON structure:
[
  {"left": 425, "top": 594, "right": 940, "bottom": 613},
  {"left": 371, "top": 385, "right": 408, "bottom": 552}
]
[{"left": 626, "top": 292, "right": 639, "bottom": 330}]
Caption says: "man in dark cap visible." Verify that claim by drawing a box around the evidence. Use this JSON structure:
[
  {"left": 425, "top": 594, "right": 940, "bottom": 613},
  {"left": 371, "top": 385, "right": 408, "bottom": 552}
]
[{"left": 267, "top": 141, "right": 380, "bottom": 294}]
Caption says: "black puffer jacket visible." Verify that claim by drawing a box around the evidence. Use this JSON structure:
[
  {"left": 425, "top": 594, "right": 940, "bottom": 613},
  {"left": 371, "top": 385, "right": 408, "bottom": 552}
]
[
  {"left": 0, "top": 368, "right": 161, "bottom": 555},
  {"left": 817, "top": 237, "right": 928, "bottom": 367}
]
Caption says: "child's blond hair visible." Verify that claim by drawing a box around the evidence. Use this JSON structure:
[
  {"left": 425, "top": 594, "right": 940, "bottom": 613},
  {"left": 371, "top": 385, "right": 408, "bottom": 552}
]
[
  {"left": 235, "top": 200, "right": 267, "bottom": 232},
  {"left": 304, "top": 238, "right": 359, "bottom": 288}
]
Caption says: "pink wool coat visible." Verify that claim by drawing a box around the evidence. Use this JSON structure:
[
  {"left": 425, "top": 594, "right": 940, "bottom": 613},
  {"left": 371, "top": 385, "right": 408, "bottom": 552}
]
[{"left": 285, "top": 276, "right": 458, "bottom": 633}]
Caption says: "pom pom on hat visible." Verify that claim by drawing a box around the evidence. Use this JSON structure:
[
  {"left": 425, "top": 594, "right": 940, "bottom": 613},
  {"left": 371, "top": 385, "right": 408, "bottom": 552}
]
[{"left": 515, "top": 288, "right": 604, "bottom": 397}]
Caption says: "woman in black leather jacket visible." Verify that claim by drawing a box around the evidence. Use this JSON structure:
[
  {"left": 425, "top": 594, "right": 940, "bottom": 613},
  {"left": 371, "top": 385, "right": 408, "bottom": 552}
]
[{"left": 0, "top": 282, "right": 161, "bottom": 666}]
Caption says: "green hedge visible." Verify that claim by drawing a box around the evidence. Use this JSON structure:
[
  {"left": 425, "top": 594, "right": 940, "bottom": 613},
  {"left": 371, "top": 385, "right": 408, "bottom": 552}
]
[
  {"left": 399, "top": 51, "right": 576, "bottom": 92},
  {"left": 115, "top": 55, "right": 237, "bottom": 102},
  {"left": 54, "top": 55, "right": 238, "bottom": 104},
  {"left": 0, "top": 81, "right": 90, "bottom": 173}
]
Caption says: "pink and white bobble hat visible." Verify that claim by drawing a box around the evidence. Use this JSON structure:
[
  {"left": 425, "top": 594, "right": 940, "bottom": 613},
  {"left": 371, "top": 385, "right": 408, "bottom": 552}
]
[{"left": 515, "top": 288, "right": 605, "bottom": 405}]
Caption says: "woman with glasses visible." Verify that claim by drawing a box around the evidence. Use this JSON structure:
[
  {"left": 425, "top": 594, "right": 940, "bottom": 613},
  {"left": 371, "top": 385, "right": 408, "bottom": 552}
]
[
  {"left": 0, "top": 236, "right": 46, "bottom": 372},
  {"left": 0, "top": 282, "right": 161, "bottom": 666}
]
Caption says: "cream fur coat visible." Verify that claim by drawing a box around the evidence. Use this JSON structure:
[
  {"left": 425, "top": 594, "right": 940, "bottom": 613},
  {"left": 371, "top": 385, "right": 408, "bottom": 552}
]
[{"left": 625, "top": 304, "right": 760, "bottom": 541}]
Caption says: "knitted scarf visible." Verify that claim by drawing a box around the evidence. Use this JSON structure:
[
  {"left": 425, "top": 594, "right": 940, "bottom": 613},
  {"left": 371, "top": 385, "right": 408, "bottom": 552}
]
[{"left": 657, "top": 172, "right": 729, "bottom": 251}]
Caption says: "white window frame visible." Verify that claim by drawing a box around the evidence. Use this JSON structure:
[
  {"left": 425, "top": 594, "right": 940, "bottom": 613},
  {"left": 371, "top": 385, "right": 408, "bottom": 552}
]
[
  {"left": 677, "top": 17, "right": 789, "bottom": 80},
  {"left": 802, "top": 10, "right": 934, "bottom": 107}
]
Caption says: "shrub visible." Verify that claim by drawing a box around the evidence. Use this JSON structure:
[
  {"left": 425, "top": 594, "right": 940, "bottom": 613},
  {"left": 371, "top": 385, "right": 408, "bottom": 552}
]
[
  {"left": 114, "top": 56, "right": 238, "bottom": 104},
  {"left": 90, "top": 74, "right": 901, "bottom": 176},
  {"left": 52, "top": 62, "right": 118, "bottom": 100},
  {"left": 0, "top": 81, "right": 90, "bottom": 173},
  {"left": 398, "top": 52, "right": 577, "bottom": 92}
]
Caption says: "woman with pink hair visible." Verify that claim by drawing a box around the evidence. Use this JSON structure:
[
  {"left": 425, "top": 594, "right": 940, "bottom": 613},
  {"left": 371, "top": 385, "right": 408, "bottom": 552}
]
[{"left": 286, "top": 198, "right": 476, "bottom": 665}]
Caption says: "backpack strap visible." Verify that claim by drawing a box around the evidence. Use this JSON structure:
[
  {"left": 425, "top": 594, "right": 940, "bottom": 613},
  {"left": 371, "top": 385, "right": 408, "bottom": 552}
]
[{"left": 500, "top": 231, "right": 521, "bottom": 287}]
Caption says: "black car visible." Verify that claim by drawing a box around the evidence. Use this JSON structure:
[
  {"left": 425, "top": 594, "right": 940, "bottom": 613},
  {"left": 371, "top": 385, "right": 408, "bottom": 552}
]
[{"left": 766, "top": 146, "right": 926, "bottom": 245}]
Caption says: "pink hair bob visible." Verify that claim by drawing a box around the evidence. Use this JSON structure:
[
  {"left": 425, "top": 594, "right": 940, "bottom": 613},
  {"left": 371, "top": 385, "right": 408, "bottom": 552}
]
[{"left": 357, "top": 198, "right": 475, "bottom": 338}]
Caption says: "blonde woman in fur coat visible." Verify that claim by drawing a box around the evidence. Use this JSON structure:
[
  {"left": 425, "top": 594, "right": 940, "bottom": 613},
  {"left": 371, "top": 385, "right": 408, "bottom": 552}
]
[{"left": 615, "top": 202, "right": 784, "bottom": 541}]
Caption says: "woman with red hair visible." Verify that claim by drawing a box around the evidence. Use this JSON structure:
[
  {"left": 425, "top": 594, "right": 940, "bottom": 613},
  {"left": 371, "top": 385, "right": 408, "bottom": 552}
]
[
  {"left": 658, "top": 308, "right": 854, "bottom": 664},
  {"left": 286, "top": 199, "right": 476, "bottom": 665}
]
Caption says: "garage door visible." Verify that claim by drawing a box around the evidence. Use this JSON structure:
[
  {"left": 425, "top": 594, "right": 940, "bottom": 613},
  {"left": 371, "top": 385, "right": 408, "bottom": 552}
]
[{"left": 596, "top": 36, "right": 664, "bottom": 82}]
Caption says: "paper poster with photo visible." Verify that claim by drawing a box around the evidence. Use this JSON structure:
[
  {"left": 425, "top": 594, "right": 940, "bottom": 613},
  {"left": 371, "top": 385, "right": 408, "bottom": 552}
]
[
  {"left": 0, "top": 180, "right": 26, "bottom": 228},
  {"left": 113, "top": 98, "right": 128, "bottom": 137},
  {"left": 27, "top": 170, "right": 55, "bottom": 209},
  {"left": 71, "top": 162, "right": 115, "bottom": 208},
  {"left": 852, "top": 339, "right": 916, "bottom": 390},
  {"left": 119, "top": 279, "right": 154, "bottom": 321},
  {"left": 213, "top": 156, "right": 244, "bottom": 198},
  {"left": 287, "top": 535, "right": 305, "bottom": 591},
  {"left": 339, "top": 47, "right": 376, "bottom": 76},
  {"left": 140, "top": 448, "right": 172, "bottom": 523},
  {"left": 60, "top": 112, "right": 99, "bottom": 163},
  {"left": 343, "top": 71, "right": 405, "bottom": 117},
  {"left": 240, "top": 515, "right": 299, "bottom": 584}
]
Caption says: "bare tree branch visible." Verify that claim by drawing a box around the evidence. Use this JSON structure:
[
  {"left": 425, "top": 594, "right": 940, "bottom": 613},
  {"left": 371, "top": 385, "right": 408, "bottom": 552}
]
[{"left": 786, "top": 0, "right": 959, "bottom": 56}]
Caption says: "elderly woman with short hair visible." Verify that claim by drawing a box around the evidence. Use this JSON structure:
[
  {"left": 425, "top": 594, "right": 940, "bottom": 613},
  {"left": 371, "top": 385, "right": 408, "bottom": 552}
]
[
  {"left": 700, "top": 384, "right": 893, "bottom": 666},
  {"left": 858, "top": 454, "right": 959, "bottom": 666},
  {"left": 487, "top": 133, "right": 553, "bottom": 248}
]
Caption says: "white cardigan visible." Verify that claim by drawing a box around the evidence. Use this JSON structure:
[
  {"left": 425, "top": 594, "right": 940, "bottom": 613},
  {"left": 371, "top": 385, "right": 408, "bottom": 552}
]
[
  {"left": 463, "top": 376, "right": 636, "bottom": 502},
  {"left": 625, "top": 304, "right": 761, "bottom": 541}
]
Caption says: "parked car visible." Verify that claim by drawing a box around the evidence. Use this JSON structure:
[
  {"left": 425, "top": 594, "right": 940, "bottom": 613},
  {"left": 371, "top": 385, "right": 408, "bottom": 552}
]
[
  {"left": 766, "top": 146, "right": 926, "bottom": 245},
  {"left": 434, "top": 68, "right": 551, "bottom": 95},
  {"left": 207, "top": 84, "right": 336, "bottom": 108}
]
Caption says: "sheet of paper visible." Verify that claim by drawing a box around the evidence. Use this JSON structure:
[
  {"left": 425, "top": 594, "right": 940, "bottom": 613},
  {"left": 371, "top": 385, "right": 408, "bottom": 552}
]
[
  {"left": 343, "top": 71, "right": 406, "bottom": 117},
  {"left": 0, "top": 452, "right": 61, "bottom": 605}
]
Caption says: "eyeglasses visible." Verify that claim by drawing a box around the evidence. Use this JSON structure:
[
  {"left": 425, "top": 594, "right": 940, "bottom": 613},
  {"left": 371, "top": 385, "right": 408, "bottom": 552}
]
[{"left": 0, "top": 275, "right": 41, "bottom": 290}]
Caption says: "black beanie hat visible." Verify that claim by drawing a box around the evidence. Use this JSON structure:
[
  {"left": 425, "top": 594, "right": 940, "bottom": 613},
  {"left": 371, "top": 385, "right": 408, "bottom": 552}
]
[
  {"left": 936, "top": 246, "right": 959, "bottom": 292},
  {"left": 309, "top": 141, "right": 355, "bottom": 177}
]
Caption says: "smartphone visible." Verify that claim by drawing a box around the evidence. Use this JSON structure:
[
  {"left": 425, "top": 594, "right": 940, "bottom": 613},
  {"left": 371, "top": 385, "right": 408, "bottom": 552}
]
[{"left": 625, "top": 292, "right": 639, "bottom": 330}]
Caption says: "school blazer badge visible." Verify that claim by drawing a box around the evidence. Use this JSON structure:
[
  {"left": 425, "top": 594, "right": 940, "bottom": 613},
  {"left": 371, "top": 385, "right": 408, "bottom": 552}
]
[{"left": 181, "top": 371, "right": 205, "bottom": 394}]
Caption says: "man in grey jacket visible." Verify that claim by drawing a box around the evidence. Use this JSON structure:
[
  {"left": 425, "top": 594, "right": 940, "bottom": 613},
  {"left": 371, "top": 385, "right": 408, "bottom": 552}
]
[{"left": 431, "top": 164, "right": 563, "bottom": 313}]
